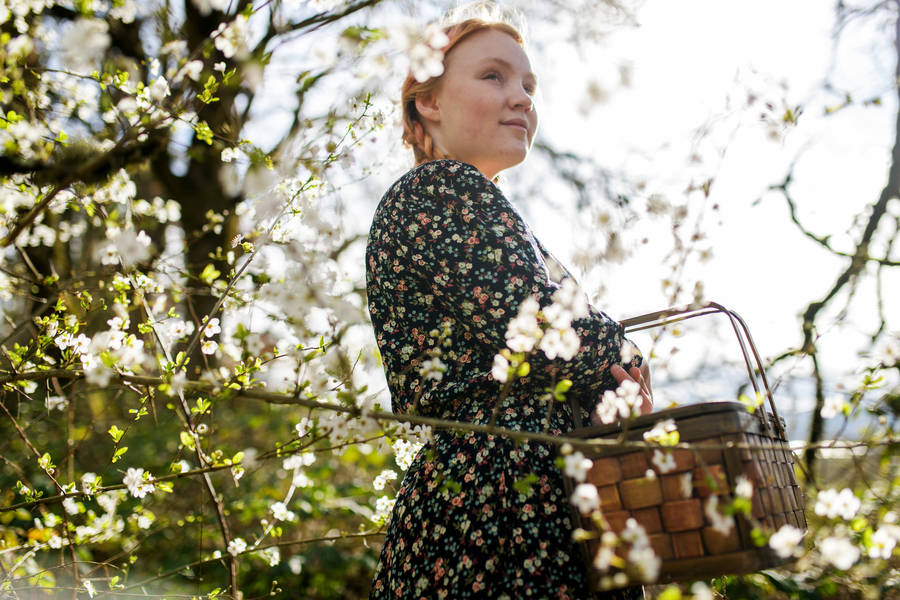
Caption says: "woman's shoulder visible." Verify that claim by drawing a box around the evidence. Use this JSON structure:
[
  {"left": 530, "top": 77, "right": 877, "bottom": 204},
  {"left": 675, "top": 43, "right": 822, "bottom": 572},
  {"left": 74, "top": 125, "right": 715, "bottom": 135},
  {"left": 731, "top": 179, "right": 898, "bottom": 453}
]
[{"left": 382, "top": 159, "right": 498, "bottom": 205}]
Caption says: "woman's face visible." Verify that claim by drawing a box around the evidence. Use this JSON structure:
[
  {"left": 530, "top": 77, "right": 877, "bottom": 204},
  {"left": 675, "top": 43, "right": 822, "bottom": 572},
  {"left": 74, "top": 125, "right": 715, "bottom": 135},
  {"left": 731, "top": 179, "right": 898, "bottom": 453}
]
[{"left": 416, "top": 29, "right": 538, "bottom": 179}]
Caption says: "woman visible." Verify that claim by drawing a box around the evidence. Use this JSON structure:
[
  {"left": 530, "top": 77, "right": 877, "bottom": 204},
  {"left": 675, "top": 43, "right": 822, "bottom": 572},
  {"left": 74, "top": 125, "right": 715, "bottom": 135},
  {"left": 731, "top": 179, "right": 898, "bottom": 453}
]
[{"left": 365, "top": 13, "right": 652, "bottom": 599}]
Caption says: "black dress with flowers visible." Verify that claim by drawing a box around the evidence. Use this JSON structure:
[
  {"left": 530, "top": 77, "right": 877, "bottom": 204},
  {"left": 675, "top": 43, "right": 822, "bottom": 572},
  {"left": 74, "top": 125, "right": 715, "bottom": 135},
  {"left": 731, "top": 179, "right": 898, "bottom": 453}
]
[{"left": 366, "top": 160, "right": 642, "bottom": 599}]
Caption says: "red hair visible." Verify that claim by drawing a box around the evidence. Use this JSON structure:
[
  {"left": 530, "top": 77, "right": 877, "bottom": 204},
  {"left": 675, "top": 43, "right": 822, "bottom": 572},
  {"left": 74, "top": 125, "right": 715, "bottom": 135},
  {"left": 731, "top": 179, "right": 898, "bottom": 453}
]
[{"left": 400, "top": 19, "right": 524, "bottom": 166}]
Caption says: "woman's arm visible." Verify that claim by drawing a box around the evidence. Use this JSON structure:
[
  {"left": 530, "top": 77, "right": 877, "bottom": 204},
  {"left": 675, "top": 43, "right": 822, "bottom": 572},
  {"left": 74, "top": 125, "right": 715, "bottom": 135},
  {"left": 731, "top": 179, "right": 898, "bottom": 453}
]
[{"left": 372, "top": 160, "right": 640, "bottom": 392}]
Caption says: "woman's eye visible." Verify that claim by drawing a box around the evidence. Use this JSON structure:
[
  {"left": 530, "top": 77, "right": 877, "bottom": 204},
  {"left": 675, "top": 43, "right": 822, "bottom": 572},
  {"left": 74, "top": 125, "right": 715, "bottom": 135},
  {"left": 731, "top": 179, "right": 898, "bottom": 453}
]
[{"left": 484, "top": 72, "right": 501, "bottom": 81}]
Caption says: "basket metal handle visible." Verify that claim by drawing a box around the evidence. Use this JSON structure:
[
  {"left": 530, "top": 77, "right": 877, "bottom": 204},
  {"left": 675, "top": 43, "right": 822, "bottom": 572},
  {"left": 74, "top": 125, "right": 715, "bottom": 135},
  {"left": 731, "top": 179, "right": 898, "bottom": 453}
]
[{"left": 621, "top": 301, "right": 786, "bottom": 441}]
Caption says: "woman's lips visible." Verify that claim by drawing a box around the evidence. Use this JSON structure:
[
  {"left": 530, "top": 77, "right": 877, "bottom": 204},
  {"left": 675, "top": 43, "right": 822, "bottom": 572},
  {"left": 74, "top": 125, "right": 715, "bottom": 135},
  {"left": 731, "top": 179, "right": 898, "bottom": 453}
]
[{"left": 501, "top": 120, "right": 529, "bottom": 134}]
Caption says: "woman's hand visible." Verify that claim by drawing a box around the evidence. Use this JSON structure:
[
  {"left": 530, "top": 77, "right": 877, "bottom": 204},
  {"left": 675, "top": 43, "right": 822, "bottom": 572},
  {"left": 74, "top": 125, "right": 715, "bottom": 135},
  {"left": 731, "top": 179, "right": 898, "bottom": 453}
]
[{"left": 611, "top": 362, "right": 653, "bottom": 415}]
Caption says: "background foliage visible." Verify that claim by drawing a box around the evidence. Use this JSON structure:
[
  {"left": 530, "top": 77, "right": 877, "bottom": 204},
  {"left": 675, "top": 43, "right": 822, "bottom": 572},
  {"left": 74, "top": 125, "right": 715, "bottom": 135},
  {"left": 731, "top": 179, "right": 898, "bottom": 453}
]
[{"left": 0, "top": 0, "right": 897, "bottom": 598}]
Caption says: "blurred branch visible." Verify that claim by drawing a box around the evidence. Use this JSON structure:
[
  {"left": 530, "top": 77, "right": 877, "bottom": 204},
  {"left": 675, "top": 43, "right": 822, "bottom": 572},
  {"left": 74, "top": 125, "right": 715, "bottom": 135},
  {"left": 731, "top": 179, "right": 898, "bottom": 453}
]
[
  {"left": 254, "top": 0, "right": 385, "bottom": 52},
  {"left": 2, "top": 369, "right": 896, "bottom": 485},
  {"left": 767, "top": 169, "right": 900, "bottom": 266},
  {"left": 1, "top": 136, "right": 166, "bottom": 247},
  {"left": 121, "top": 530, "right": 386, "bottom": 593},
  {"left": 794, "top": 1, "right": 900, "bottom": 480}
]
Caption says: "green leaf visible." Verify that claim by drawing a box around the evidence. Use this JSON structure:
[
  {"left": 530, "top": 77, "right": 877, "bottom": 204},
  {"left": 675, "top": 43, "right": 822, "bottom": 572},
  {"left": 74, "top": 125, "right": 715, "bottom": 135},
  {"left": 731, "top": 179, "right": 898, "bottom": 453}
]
[
  {"left": 732, "top": 496, "right": 752, "bottom": 517},
  {"left": 199, "top": 263, "right": 221, "bottom": 285},
  {"left": 657, "top": 586, "right": 682, "bottom": 600},
  {"left": 108, "top": 425, "right": 124, "bottom": 443},
  {"left": 112, "top": 447, "right": 128, "bottom": 463},
  {"left": 513, "top": 472, "right": 538, "bottom": 497},
  {"left": 198, "top": 75, "right": 220, "bottom": 104},
  {"left": 553, "top": 379, "right": 573, "bottom": 401},
  {"left": 180, "top": 431, "right": 195, "bottom": 450},
  {"left": 750, "top": 527, "right": 767, "bottom": 547},
  {"left": 194, "top": 120, "right": 214, "bottom": 145}
]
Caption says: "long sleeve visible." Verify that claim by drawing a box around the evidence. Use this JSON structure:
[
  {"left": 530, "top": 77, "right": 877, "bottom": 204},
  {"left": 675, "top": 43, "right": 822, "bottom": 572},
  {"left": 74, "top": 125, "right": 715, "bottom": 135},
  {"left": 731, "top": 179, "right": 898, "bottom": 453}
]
[{"left": 367, "top": 159, "right": 638, "bottom": 404}]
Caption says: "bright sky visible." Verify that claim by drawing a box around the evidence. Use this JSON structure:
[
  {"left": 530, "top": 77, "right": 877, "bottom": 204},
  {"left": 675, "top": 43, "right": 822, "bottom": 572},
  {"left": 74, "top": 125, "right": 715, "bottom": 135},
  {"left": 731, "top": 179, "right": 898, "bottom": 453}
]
[{"left": 517, "top": 0, "right": 898, "bottom": 402}]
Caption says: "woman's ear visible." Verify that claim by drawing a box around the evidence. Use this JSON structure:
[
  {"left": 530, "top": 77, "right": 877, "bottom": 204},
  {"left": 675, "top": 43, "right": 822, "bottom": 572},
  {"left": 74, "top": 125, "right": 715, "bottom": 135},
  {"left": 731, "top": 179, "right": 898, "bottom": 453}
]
[{"left": 415, "top": 92, "right": 440, "bottom": 124}]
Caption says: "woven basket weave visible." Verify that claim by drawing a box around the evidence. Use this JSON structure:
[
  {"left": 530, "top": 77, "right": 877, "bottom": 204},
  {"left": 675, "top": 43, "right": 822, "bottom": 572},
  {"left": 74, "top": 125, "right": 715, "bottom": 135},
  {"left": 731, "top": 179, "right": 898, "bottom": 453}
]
[{"left": 565, "top": 303, "right": 807, "bottom": 589}]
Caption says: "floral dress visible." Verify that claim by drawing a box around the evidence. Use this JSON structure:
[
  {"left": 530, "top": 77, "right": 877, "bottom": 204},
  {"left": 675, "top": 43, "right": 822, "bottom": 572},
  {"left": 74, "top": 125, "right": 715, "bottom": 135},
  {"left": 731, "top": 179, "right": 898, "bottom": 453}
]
[{"left": 366, "top": 160, "right": 642, "bottom": 599}]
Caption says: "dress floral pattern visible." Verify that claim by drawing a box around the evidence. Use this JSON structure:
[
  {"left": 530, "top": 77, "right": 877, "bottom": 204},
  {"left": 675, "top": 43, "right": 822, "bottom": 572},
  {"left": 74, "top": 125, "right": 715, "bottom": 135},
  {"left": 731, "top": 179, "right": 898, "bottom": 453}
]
[{"left": 366, "top": 160, "right": 642, "bottom": 599}]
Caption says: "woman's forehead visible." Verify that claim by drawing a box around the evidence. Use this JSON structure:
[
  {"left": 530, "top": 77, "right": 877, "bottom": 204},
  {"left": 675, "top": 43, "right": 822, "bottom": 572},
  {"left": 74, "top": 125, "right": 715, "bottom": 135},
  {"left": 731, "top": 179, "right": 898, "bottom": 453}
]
[{"left": 446, "top": 28, "right": 534, "bottom": 75}]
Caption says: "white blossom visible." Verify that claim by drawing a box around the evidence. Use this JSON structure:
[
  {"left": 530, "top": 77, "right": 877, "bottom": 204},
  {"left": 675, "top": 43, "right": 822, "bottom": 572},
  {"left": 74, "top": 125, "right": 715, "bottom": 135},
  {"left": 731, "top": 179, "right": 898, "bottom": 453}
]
[
  {"left": 55, "top": 332, "right": 73, "bottom": 350},
  {"left": 505, "top": 308, "right": 541, "bottom": 352},
  {"left": 548, "top": 279, "right": 589, "bottom": 325},
  {"left": 168, "top": 319, "right": 194, "bottom": 338},
  {"left": 221, "top": 147, "right": 240, "bottom": 162},
  {"left": 295, "top": 417, "right": 314, "bottom": 438},
  {"left": 271, "top": 501, "right": 296, "bottom": 522},
  {"left": 820, "top": 395, "right": 845, "bottom": 419},
  {"left": 110, "top": 0, "right": 138, "bottom": 23},
  {"left": 628, "top": 544, "right": 661, "bottom": 582},
  {"left": 392, "top": 438, "right": 421, "bottom": 471},
  {"left": 490, "top": 353, "right": 510, "bottom": 383},
  {"left": 593, "top": 380, "right": 642, "bottom": 425},
  {"left": 203, "top": 317, "right": 221, "bottom": 338},
  {"left": 570, "top": 483, "right": 600, "bottom": 515},
  {"left": 372, "top": 495, "right": 396, "bottom": 523},
  {"left": 201, "top": 340, "right": 219, "bottom": 355},
  {"left": 821, "top": 535, "right": 859, "bottom": 570},
  {"left": 419, "top": 356, "right": 446, "bottom": 382},
  {"left": 72, "top": 334, "right": 91, "bottom": 355},
  {"left": 81, "top": 472, "right": 98, "bottom": 494},
  {"left": 85, "top": 364, "right": 115, "bottom": 387},
  {"left": 735, "top": 475, "right": 753, "bottom": 499},
  {"left": 373, "top": 469, "right": 398, "bottom": 491},
  {"left": 122, "top": 468, "right": 154, "bottom": 499},
  {"left": 563, "top": 451, "right": 593, "bottom": 483},
  {"left": 45, "top": 395, "right": 68, "bottom": 411},
  {"left": 282, "top": 452, "right": 315, "bottom": 471},
  {"left": 704, "top": 495, "right": 734, "bottom": 535},
  {"left": 869, "top": 526, "right": 899, "bottom": 560},
  {"left": 104, "top": 228, "right": 151, "bottom": 266},
  {"left": 183, "top": 59, "right": 204, "bottom": 81},
  {"left": 394, "top": 21, "right": 449, "bottom": 83},
  {"left": 815, "top": 488, "right": 860, "bottom": 520},
  {"left": 593, "top": 545, "right": 615, "bottom": 572},
  {"left": 292, "top": 471, "right": 312, "bottom": 488},
  {"left": 194, "top": 0, "right": 232, "bottom": 15},
  {"left": 148, "top": 76, "right": 171, "bottom": 103},
  {"left": 651, "top": 450, "right": 676, "bottom": 474},
  {"left": 769, "top": 524, "right": 804, "bottom": 558},
  {"left": 213, "top": 15, "right": 249, "bottom": 59},
  {"left": 539, "top": 327, "right": 580, "bottom": 360},
  {"left": 260, "top": 546, "right": 280, "bottom": 567},
  {"left": 62, "top": 497, "right": 79, "bottom": 514},
  {"left": 97, "top": 491, "right": 121, "bottom": 514},
  {"left": 620, "top": 340, "right": 636, "bottom": 363},
  {"left": 643, "top": 419, "right": 677, "bottom": 444},
  {"left": 690, "top": 582, "right": 714, "bottom": 600},
  {"left": 227, "top": 537, "right": 247, "bottom": 556},
  {"left": 60, "top": 19, "right": 109, "bottom": 73}
]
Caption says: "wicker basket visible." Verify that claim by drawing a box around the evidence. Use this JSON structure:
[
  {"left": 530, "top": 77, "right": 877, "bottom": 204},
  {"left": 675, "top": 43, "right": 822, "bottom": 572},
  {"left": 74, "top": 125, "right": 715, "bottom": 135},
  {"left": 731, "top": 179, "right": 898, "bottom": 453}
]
[{"left": 565, "top": 303, "right": 807, "bottom": 589}]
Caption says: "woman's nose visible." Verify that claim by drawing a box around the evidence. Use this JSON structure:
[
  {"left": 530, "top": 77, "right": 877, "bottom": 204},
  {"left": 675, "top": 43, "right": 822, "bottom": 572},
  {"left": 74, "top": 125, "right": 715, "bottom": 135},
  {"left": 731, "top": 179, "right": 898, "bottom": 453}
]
[{"left": 510, "top": 85, "right": 534, "bottom": 111}]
